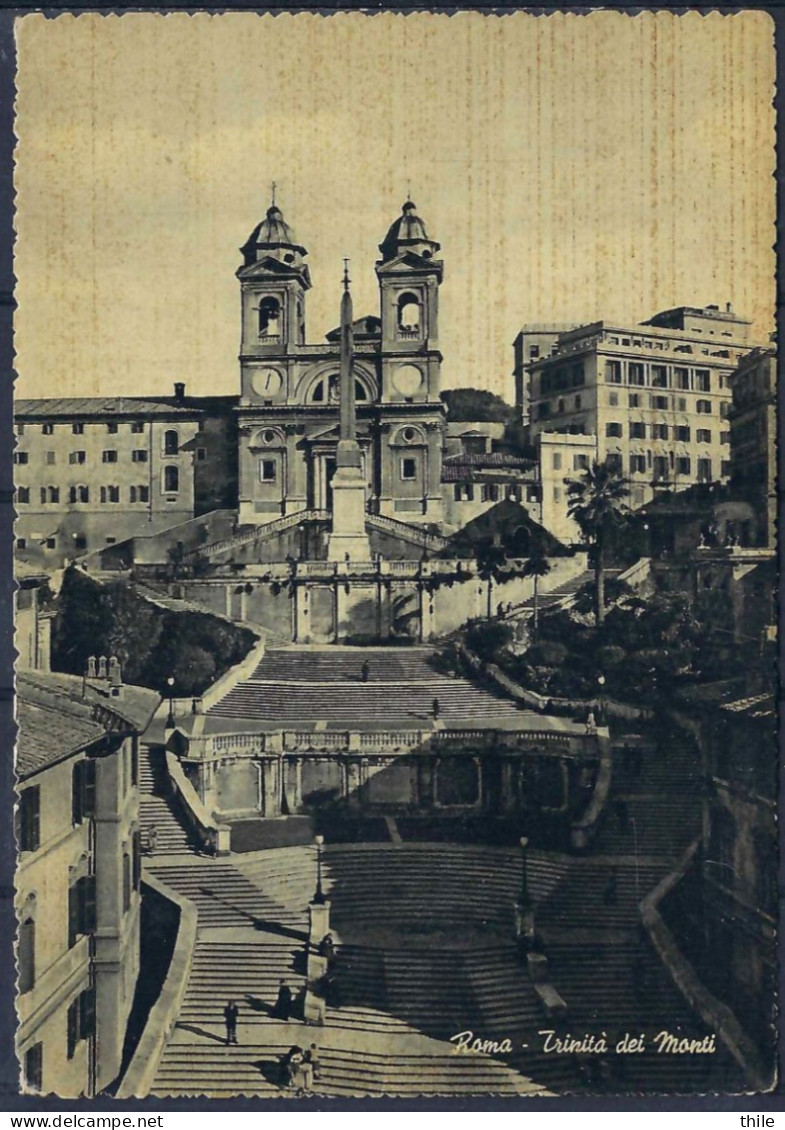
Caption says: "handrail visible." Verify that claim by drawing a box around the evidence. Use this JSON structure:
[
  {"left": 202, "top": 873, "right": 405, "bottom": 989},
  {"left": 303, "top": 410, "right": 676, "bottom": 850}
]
[
  {"left": 366, "top": 512, "right": 450, "bottom": 551},
  {"left": 115, "top": 873, "right": 198, "bottom": 1098},
  {"left": 165, "top": 749, "right": 231, "bottom": 855},
  {"left": 184, "top": 509, "right": 329, "bottom": 562},
  {"left": 641, "top": 838, "right": 773, "bottom": 1092},
  {"left": 570, "top": 728, "right": 612, "bottom": 851}
]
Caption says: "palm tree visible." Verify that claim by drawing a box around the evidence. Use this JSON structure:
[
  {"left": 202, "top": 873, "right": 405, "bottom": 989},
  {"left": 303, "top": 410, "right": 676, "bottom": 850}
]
[
  {"left": 566, "top": 459, "right": 630, "bottom": 626},
  {"left": 475, "top": 538, "right": 509, "bottom": 620},
  {"left": 520, "top": 541, "right": 552, "bottom": 635}
]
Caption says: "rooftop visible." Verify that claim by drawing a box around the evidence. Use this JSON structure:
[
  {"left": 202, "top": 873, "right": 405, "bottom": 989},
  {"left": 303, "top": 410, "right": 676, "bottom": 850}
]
[{"left": 16, "top": 396, "right": 208, "bottom": 419}]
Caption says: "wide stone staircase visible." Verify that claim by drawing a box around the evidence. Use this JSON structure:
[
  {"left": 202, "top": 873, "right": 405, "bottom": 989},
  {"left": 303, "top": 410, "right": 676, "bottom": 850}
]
[
  {"left": 138, "top": 748, "right": 200, "bottom": 857},
  {"left": 208, "top": 646, "right": 530, "bottom": 725}
]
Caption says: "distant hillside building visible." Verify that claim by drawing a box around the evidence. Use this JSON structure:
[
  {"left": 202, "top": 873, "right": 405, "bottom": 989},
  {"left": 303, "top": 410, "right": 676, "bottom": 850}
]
[
  {"left": 16, "top": 668, "right": 158, "bottom": 1096},
  {"left": 519, "top": 305, "right": 761, "bottom": 508}
]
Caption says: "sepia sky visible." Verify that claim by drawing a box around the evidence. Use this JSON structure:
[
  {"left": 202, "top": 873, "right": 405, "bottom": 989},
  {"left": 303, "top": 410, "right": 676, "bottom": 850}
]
[{"left": 14, "top": 11, "right": 776, "bottom": 402}]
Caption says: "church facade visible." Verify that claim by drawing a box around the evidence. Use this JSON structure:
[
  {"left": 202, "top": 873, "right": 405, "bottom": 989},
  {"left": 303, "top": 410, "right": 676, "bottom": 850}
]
[{"left": 235, "top": 200, "right": 446, "bottom": 530}]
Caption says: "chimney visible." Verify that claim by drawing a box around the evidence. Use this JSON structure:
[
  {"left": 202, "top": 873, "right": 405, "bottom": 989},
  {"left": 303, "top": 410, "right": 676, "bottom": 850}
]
[
  {"left": 174, "top": 381, "right": 186, "bottom": 403},
  {"left": 87, "top": 655, "right": 97, "bottom": 679},
  {"left": 108, "top": 655, "right": 121, "bottom": 686},
  {"left": 726, "top": 302, "right": 733, "bottom": 313}
]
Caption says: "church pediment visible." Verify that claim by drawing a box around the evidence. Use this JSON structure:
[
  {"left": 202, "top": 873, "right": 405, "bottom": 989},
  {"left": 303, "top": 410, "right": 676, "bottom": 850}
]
[
  {"left": 236, "top": 257, "right": 311, "bottom": 286},
  {"left": 305, "top": 422, "right": 372, "bottom": 445},
  {"left": 375, "top": 251, "right": 443, "bottom": 277}
]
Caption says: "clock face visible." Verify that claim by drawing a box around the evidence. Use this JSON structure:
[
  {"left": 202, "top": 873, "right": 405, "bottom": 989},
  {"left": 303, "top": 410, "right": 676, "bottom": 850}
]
[
  {"left": 393, "top": 364, "right": 423, "bottom": 397},
  {"left": 251, "top": 367, "right": 283, "bottom": 399}
]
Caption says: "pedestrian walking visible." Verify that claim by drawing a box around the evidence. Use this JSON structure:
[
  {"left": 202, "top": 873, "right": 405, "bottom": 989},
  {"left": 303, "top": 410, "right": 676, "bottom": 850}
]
[
  {"left": 223, "top": 1000, "right": 239, "bottom": 1045},
  {"left": 432, "top": 697, "right": 440, "bottom": 720},
  {"left": 271, "top": 979, "right": 293, "bottom": 1021},
  {"left": 361, "top": 660, "right": 370, "bottom": 683},
  {"left": 318, "top": 933, "right": 336, "bottom": 964},
  {"left": 147, "top": 824, "right": 158, "bottom": 855},
  {"left": 305, "top": 1043, "right": 320, "bottom": 1083}
]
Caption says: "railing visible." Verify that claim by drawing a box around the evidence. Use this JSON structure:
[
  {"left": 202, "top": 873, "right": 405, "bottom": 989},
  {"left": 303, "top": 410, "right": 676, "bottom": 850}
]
[
  {"left": 185, "top": 509, "right": 329, "bottom": 562},
  {"left": 570, "top": 728, "right": 613, "bottom": 851},
  {"left": 359, "top": 731, "right": 425, "bottom": 751},
  {"left": 616, "top": 557, "right": 652, "bottom": 590},
  {"left": 366, "top": 512, "right": 450, "bottom": 551},
  {"left": 166, "top": 750, "right": 231, "bottom": 854},
  {"left": 115, "top": 873, "right": 198, "bottom": 1098}
]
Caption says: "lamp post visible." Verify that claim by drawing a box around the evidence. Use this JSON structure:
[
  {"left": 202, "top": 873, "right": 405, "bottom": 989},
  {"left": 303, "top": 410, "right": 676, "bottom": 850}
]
[
  {"left": 166, "top": 676, "right": 175, "bottom": 729},
  {"left": 519, "top": 835, "right": 531, "bottom": 908},
  {"left": 313, "top": 834, "right": 325, "bottom": 905},
  {"left": 597, "top": 673, "right": 606, "bottom": 724},
  {"left": 515, "top": 834, "right": 536, "bottom": 949}
]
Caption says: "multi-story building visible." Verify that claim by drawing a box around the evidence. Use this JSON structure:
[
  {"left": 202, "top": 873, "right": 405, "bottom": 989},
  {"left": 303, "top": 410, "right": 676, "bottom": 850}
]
[
  {"left": 727, "top": 344, "right": 777, "bottom": 548},
  {"left": 520, "top": 305, "right": 761, "bottom": 508},
  {"left": 14, "top": 389, "right": 236, "bottom": 568},
  {"left": 512, "top": 323, "right": 579, "bottom": 427},
  {"left": 234, "top": 199, "right": 446, "bottom": 528},
  {"left": 16, "top": 667, "right": 158, "bottom": 1096}
]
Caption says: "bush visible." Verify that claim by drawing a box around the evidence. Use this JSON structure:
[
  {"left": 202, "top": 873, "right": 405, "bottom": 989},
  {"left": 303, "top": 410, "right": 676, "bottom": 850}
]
[
  {"left": 465, "top": 620, "right": 514, "bottom": 662},
  {"left": 525, "top": 641, "right": 568, "bottom": 667}
]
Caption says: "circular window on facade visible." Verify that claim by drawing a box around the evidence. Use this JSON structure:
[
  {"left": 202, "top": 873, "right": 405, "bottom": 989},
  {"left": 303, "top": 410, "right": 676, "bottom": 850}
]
[
  {"left": 392, "top": 364, "right": 423, "bottom": 398},
  {"left": 401, "top": 426, "right": 418, "bottom": 444},
  {"left": 262, "top": 429, "right": 278, "bottom": 445}
]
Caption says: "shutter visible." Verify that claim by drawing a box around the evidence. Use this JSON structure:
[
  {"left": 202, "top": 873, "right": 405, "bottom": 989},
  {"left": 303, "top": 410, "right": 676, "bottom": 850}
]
[
  {"left": 132, "top": 831, "right": 141, "bottom": 890},
  {"left": 72, "top": 762, "right": 83, "bottom": 825},
  {"left": 79, "top": 987, "right": 96, "bottom": 1039},
  {"left": 68, "top": 883, "right": 78, "bottom": 948},
  {"left": 67, "top": 1000, "right": 78, "bottom": 1059},
  {"left": 31, "top": 788, "right": 40, "bottom": 852},
  {"left": 83, "top": 759, "right": 96, "bottom": 817},
  {"left": 131, "top": 742, "right": 139, "bottom": 787},
  {"left": 82, "top": 876, "right": 97, "bottom": 934}
]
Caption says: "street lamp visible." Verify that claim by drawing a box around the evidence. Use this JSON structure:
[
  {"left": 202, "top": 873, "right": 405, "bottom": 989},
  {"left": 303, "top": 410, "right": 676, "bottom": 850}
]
[
  {"left": 313, "top": 834, "right": 325, "bottom": 905},
  {"left": 597, "top": 673, "right": 606, "bottom": 724},
  {"left": 165, "top": 676, "right": 175, "bottom": 729}
]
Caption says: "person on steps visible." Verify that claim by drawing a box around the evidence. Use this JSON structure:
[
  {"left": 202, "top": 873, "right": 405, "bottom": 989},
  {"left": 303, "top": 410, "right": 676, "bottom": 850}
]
[
  {"left": 271, "top": 979, "right": 293, "bottom": 1020},
  {"left": 305, "top": 1043, "right": 320, "bottom": 1085},
  {"left": 361, "top": 660, "right": 370, "bottom": 683},
  {"left": 223, "top": 1000, "right": 239, "bottom": 1045},
  {"left": 318, "top": 933, "right": 336, "bottom": 965},
  {"left": 432, "top": 697, "right": 440, "bottom": 721},
  {"left": 147, "top": 825, "right": 158, "bottom": 855}
]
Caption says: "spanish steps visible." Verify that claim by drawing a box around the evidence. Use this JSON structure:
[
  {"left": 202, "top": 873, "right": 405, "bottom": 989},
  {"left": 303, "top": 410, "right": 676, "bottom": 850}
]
[
  {"left": 207, "top": 646, "right": 530, "bottom": 726},
  {"left": 138, "top": 747, "right": 200, "bottom": 857},
  {"left": 136, "top": 646, "right": 744, "bottom": 1097}
]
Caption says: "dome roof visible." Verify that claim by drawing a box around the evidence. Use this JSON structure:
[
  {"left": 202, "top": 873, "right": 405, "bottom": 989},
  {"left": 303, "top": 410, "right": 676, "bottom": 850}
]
[
  {"left": 379, "top": 200, "right": 440, "bottom": 261},
  {"left": 241, "top": 204, "right": 307, "bottom": 265}
]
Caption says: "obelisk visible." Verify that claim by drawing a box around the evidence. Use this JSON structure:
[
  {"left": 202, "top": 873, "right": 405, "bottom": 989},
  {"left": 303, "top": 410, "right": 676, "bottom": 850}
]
[{"left": 326, "top": 262, "right": 372, "bottom": 562}]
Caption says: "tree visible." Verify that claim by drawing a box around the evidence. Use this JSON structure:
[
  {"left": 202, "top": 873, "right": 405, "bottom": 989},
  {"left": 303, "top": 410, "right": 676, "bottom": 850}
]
[
  {"left": 566, "top": 459, "right": 630, "bottom": 626},
  {"left": 475, "top": 538, "right": 509, "bottom": 620},
  {"left": 520, "top": 541, "right": 552, "bottom": 635},
  {"left": 440, "top": 388, "right": 514, "bottom": 424}
]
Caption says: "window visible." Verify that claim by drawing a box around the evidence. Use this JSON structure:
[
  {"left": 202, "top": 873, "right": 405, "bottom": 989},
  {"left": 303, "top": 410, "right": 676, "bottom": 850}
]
[
  {"left": 45, "top": 451, "right": 56, "bottom": 465},
  {"left": 260, "top": 459, "right": 277, "bottom": 482},
  {"left": 720, "top": 402, "right": 731, "bottom": 418},
  {"left": 72, "top": 423, "right": 84, "bottom": 435},
  {"left": 400, "top": 457, "right": 417, "bottom": 481},
  {"left": 13, "top": 452, "right": 28, "bottom": 465},
  {"left": 695, "top": 370, "right": 711, "bottom": 392},
  {"left": 697, "top": 457, "right": 712, "bottom": 482},
  {"left": 628, "top": 393, "right": 640, "bottom": 408},
  {"left": 18, "top": 787, "right": 40, "bottom": 852},
  {"left": 45, "top": 538, "right": 56, "bottom": 549},
  {"left": 676, "top": 397, "right": 688, "bottom": 412},
  {"left": 605, "top": 422, "right": 623, "bottom": 438},
  {"left": 164, "top": 430, "right": 179, "bottom": 456},
  {"left": 608, "top": 392, "right": 619, "bottom": 407},
  {"left": 99, "top": 485, "right": 119, "bottom": 503},
  {"left": 196, "top": 447, "right": 207, "bottom": 462},
  {"left": 258, "top": 295, "right": 281, "bottom": 338},
  {"left": 481, "top": 483, "right": 499, "bottom": 503},
  {"left": 651, "top": 395, "right": 669, "bottom": 410},
  {"left": 163, "top": 466, "right": 179, "bottom": 493},
  {"left": 574, "top": 454, "right": 589, "bottom": 471},
  {"left": 72, "top": 760, "right": 95, "bottom": 826},
  {"left": 69, "top": 485, "right": 89, "bottom": 504},
  {"left": 16, "top": 538, "right": 26, "bottom": 549},
  {"left": 23, "top": 1044, "right": 42, "bottom": 1092},
  {"left": 66, "top": 988, "right": 95, "bottom": 1061},
  {"left": 552, "top": 453, "right": 562, "bottom": 470},
  {"left": 721, "top": 460, "right": 731, "bottom": 477},
  {"left": 571, "top": 363, "right": 585, "bottom": 387},
  {"left": 18, "top": 917, "right": 35, "bottom": 994},
  {"left": 16, "top": 423, "right": 24, "bottom": 436},
  {"left": 102, "top": 450, "right": 118, "bottom": 463},
  {"left": 49, "top": 486, "right": 59, "bottom": 503},
  {"left": 138, "top": 485, "right": 149, "bottom": 503},
  {"left": 696, "top": 399, "right": 712, "bottom": 414},
  {"left": 17, "top": 486, "right": 29, "bottom": 504},
  {"left": 675, "top": 425, "right": 691, "bottom": 442},
  {"left": 122, "top": 853, "right": 131, "bottom": 913},
  {"left": 453, "top": 484, "right": 461, "bottom": 502},
  {"left": 720, "top": 431, "right": 730, "bottom": 445},
  {"left": 529, "top": 345, "right": 540, "bottom": 359},
  {"left": 630, "top": 454, "right": 647, "bottom": 473},
  {"left": 69, "top": 451, "right": 86, "bottom": 465},
  {"left": 605, "top": 360, "right": 622, "bottom": 384},
  {"left": 131, "top": 421, "right": 145, "bottom": 434},
  {"left": 651, "top": 365, "right": 668, "bottom": 388},
  {"left": 42, "top": 423, "right": 54, "bottom": 435},
  {"left": 674, "top": 367, "right": 690, "bottom": 390},
  {"left": 106, "top": 421, "right": 118, "bottom": 434},
  {"left": 397, "top": 292, "right": 421, "bottom": 333},
  {"left": 68, "top": 875, "right": 96, "bottom": 949},
  {"left": 630, "top": 422, "right": 646, "bottom": 439},
  {"left": 653, "top": 456, "right": 669, "bottom": 480},
  {"left": 676, "top": 457, "right": 691, "bottom": 475},
  {"left": 132, "top": 450, "right": 148, "bottom": 463},
  {"left": 697, "top": 429, "right": 712, "bottom": 443},
  {"left": 74, "top": 536, "right": 86, "bottom": 551},
  {"left": 628, "top": 363, "right": 645, "bottom": 386},
  {"left": 652, "top": 424, "right": 668, "bottom": 441}
]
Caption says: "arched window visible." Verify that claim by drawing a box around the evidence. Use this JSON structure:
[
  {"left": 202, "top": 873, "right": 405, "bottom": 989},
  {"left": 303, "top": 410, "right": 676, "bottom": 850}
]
[
  {"left": 397, "top": 292, "right": 421, "bottom": 332},
  {"left": 122, "top": 854, "right": 131, "bottom": 912},
  {"left": 258, "top": 296, "right": 281, "bottom": 338},
  {"left": 164, "top": 430, "right": 179, "bottom": 456},
  {"left": 164, "top": 466, "right": 179, "bottom": 493},
  {"left": 18, "top": 917, "right": 35, "bottom": 993},
  {"left": 310, "top": 376, "right": 368, "bottom": 404}
]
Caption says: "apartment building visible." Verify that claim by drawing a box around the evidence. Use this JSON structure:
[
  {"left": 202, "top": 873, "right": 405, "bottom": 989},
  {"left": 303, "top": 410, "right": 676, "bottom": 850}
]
[
  {"left": 521, "top": 305, "right": 760, "bottom": 508},
  {"left": 727, "top": 345, "right": 777, "bottom": 548},
  {"left": 14, "top": 387, "right": 237, "bottom": 568},
  {"left": 16, "top": 667, "right": 158, "bottom": 1096}
]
